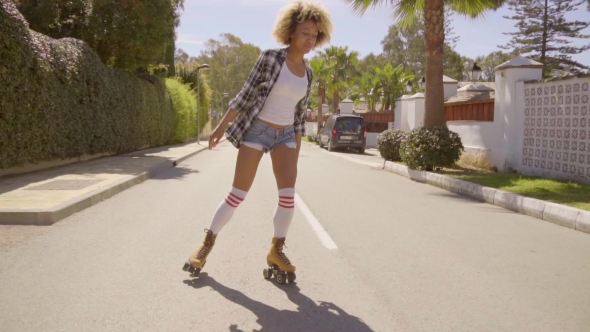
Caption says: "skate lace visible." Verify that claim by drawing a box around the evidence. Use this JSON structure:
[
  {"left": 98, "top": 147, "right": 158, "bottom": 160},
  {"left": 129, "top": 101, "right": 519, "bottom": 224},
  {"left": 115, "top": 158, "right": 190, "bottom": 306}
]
[
  {"left": 196, "top": 245, "right": 211, "bottom": 260},
  {"left": 275, "top": 241, "right": 291, "bottom": 266},
  {"left": 196, "top": 229, "right": 215, "bottom": 260}
]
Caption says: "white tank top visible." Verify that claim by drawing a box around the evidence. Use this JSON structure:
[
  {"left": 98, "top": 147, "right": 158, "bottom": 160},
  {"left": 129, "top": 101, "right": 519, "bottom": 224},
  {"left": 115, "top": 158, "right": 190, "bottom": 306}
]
[{"left": 257, "top": 62, "right": 308, "bottom": 126}]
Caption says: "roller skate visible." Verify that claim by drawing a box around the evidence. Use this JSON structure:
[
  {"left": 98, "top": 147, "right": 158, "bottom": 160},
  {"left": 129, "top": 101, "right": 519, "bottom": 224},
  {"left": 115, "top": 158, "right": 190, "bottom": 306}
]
[
  {"left": 263, "top": 237, "right": 296, "bottom": 284},
  {"left": 182, "top": 229, "right": 217, "bottom": 277}
]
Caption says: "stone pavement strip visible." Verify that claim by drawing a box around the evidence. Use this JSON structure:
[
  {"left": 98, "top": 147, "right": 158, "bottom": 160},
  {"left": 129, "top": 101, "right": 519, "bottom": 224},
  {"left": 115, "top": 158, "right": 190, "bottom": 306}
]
[{"left": 0, "top": 140, "right": 214, "bottom": 225}]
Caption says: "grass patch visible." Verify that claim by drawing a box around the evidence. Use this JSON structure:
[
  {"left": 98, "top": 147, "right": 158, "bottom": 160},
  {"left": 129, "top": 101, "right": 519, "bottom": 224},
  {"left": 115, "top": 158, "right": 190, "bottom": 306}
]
[
  {"left": 384, "top": 160, "right": 590, "bottom": 211},
  {"left": 302, "top": 136, "right": 318, "bottom": 144},
  {"left": 440, "top": 166, "right": 590, "bottom": 211}
]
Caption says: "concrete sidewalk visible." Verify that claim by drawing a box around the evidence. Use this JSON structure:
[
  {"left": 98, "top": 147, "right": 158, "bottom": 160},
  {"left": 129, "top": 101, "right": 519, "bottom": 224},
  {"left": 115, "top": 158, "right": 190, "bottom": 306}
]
[{"left": 0, "top": 140, "right": 215, "bottom": 225}]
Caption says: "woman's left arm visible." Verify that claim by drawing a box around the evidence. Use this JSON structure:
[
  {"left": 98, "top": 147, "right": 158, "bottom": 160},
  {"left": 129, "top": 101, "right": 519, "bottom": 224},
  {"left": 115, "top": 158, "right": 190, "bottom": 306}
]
[{"left": 293, "top": 64, "right": 313, "bottom": 160}]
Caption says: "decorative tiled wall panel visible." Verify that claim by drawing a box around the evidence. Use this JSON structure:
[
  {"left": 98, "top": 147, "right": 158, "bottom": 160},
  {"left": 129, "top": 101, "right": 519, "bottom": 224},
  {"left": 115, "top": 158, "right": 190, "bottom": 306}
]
[{"left": 522, "top": 77, "right": 590, "bottom": 181}]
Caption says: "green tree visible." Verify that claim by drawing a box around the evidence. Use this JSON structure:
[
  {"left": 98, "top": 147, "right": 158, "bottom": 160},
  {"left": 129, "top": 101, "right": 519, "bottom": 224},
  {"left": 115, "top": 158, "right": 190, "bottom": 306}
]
[
  {"left": 17, "top": 0, "right": 184, "bottom": 70},
  {"left": 375, "top": 64, "right": 415, "bottom": 110},
  {"left": 345, "top": 0, "right": 505, "bottom": 127},
  {"left": 471, "top": 51, "right": 517, "bottom": 81},
  {"left": 309, "top": 56, "right": 333, "bottom": 128},
  {"left": 175, "top": 48, "right": 190, "bottom": 64},
  {"left": 381, "top": 13, "right": 466, "bottom": 83},
  {"left": 501, "top": 0, "right": 590, "bottom": 76},
  {"left": 16, "top": 0, "right": 90, "bottom": 39},
  {"left": 320, "top": 46, "right": 360, "bottom": 111},
  {"left": 381, "top": 11, "right": 460, "bottom": 79},
  {"left": 195, "top": 33, "right": 261, "bottom": 114},
  {"left": 174, "top": 63, "right": 213, "bottom": 135},
  {"left": 443, "top": 48, "right": 466, "bottom": 81},
  {"left": 357, "top": 53, "right": 389, "bottom": 75},
  {"left": 355, "top": 72, "right": 381, "bottom": 111}
]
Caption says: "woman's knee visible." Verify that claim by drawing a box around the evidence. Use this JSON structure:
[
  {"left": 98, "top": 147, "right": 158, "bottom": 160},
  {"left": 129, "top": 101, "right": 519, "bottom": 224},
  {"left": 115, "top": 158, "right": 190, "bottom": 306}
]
[{"left": 275, "top": 168, "right": 297, "bottom": 188}]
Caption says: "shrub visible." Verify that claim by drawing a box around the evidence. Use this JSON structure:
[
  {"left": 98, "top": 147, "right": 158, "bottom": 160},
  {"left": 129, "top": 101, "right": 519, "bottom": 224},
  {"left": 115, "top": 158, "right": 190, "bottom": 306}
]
[
  {"left": 165, "top": 78, "right": 198, "bottom": 143},
  {"left": 376, "top": 129, "right": 406, "bottom": 161},
  {"left": 400, "top": 126, "right": 464, "bottom": 171},
  {"left": 175, "top": 63, "right": 212, "bottom": 135},
  {"left": 306, "top": 134, "right": 319, "bottom": 144},
  {"left": 0, "top": 0, "right": 176, "bottom": 169}
]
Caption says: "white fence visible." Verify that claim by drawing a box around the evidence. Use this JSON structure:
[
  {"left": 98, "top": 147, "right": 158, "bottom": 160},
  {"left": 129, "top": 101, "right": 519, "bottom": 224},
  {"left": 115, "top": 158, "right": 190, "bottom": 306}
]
[{"left": 396, "top": 54, "right": 590, "bottom": 184}]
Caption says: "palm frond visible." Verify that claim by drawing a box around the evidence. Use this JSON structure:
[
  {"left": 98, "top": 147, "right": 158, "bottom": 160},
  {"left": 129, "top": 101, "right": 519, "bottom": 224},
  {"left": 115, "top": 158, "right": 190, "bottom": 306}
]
[
  {"left": 446, "top": 0, "right": 505, "bottom": 20},
  {"left": 344, "top": 0, "right": 398, "bottom": 16},
  {"left": 392, "top": 0, "right": 423, "bottom": 28}
]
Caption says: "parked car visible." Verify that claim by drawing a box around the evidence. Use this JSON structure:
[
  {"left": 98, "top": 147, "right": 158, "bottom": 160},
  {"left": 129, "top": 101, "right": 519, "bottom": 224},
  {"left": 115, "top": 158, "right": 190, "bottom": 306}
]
[{"left": 318, "top": 114, "right": 366, "bottom": 154}]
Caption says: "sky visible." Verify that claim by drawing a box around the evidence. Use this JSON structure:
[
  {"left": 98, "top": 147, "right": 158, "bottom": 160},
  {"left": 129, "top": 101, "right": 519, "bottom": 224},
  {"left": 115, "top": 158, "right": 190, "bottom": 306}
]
[{"left": 175, "top": 0, "right": 590, "bottom": 69}]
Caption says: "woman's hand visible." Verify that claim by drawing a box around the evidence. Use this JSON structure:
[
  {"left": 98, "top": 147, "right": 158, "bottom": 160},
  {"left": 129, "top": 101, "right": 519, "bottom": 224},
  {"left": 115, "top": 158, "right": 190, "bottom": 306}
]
[
  {"left": 208, "top": 125, "right": 225, "bottom": 150},
  {"left": 208, "top": 108, "right": 238, "bottom": 150}
]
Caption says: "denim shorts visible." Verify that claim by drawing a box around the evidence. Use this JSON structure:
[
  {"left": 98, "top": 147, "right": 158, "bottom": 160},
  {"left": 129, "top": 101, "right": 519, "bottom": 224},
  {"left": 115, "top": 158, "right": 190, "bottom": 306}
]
[{"left": 241, "top": 119, "right": 297, "bottom": 153}]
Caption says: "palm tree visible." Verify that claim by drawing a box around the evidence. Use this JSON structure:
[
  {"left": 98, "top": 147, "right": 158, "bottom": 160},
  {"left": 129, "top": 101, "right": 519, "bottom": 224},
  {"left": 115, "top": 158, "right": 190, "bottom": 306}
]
[
  {"left": 356, "top": 72, "right": 381, "bottom": 111},
  {"left": 345, "top": 0, "right": 505, "bottom": 127},
  {"left": 375, "top": 63, "right": 415, "bottom": 111},
  {"left": 321, "top": 46, "right": 360, "bottom": 111},
  {"left": 309, "top": 56, "right": 332, "bottom": 129}
]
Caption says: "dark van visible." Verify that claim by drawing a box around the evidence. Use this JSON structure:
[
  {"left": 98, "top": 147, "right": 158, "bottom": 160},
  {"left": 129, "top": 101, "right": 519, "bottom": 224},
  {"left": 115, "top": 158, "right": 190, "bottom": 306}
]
[{"left": 318, "top": 114, "right": 366, "bottom": 154}]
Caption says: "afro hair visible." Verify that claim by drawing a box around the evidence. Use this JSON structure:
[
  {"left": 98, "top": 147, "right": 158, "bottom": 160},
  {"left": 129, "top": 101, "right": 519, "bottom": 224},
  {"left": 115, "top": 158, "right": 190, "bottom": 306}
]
[{"left": 272, "top": 0, "right": 333, "bottom": 48}]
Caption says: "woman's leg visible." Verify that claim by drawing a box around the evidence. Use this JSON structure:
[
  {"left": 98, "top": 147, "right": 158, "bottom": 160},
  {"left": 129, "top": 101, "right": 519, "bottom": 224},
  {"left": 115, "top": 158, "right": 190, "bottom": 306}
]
[
  {"left": 266, "top": 143, "right": 298, "bottom": 274},
  {"left": 184, "top": 144, "right": 264, "bottom": 275},
  {"left": 269, "top": 144, "right": 298, "bottom": 237},
  {"left": 207, "top": 144, "right": 265, "bottom": 234}
]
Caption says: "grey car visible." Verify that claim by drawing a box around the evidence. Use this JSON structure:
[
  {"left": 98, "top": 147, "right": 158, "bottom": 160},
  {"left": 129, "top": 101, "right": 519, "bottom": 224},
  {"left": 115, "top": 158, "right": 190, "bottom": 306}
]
[{"left": 318, "top": 114, "right": 366, "bottom": 154}]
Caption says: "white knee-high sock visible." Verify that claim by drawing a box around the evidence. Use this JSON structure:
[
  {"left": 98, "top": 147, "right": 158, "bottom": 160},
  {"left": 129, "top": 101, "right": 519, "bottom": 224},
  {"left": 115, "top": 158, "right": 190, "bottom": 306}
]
[
  {"left": 273, "top": 188, "right": 295, "bottom": 238},
  {"left": 207, "top": 187, "right": 247, "bottom": 234}
]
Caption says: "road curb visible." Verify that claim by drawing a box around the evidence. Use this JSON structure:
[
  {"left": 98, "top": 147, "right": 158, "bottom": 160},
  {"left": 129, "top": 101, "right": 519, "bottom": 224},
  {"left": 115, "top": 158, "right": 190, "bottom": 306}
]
[
  {"left": 576, "top": 211, "right": 590, "bottom": 234},
  {"left": 381, "top": 161, "right": 589, "bottom": 236},
  {"left": 0, "top": 144, "right": 211, "bottom": 226}
]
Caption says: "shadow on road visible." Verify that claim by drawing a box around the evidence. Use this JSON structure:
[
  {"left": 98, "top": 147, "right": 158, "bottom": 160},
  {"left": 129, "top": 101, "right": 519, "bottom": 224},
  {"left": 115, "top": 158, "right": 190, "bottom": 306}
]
[
  {"left": 152, "top": 166, "right": 200, "bottom": 180},
  {"left": 184, "top": 273, "right": 375, "bottom": 332}
]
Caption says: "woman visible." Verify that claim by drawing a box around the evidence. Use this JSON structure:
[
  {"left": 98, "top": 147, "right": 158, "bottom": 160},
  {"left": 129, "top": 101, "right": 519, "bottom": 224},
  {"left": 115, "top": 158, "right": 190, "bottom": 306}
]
[{"left": 183, "top": 1, "right": 333, "bottom": 282}]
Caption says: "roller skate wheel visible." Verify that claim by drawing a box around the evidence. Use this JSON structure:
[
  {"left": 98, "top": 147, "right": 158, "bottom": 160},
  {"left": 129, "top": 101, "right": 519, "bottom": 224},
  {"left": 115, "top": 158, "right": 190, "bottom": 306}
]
[
  {"left": 276, "top": 272, "right": 287, "bottom": 284},
  {"left": 287, "top": 272, "right": 296, "bottom": 283},
  {"left": 263, "top": 268, "right": 272, "bottom": 280},
  {"left": 190, "top": 268, "right": 201, "bottom": 277}
]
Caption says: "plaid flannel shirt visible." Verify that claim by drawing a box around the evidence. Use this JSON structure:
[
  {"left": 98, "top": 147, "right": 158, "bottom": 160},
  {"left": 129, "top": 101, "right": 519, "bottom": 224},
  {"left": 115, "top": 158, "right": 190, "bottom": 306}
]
[{"left": 225, "top": 47, "right": 313, "bottom": 148}]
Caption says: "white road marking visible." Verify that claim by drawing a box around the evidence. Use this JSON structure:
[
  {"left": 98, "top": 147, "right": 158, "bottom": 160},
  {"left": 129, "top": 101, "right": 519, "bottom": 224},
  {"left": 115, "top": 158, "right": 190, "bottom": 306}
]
[
  {"left": 325, "top": 151, "right": 383, "bottom": 168},
  {"left": 302, "top": 141, "right": 383, "bottom": 169},
  {"left": 295, "top": 193, "right": 338, "bottom": 250}
]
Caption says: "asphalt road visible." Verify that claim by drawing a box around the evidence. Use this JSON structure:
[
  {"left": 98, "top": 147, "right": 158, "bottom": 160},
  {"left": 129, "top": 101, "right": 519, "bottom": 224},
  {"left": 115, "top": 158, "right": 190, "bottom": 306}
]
[{"left": 1, "top": 141, "right": 589, "bottom": 332}]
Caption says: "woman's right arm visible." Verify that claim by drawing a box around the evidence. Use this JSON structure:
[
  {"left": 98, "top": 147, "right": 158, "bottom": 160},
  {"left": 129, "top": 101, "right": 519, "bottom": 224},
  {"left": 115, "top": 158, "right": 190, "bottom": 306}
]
[
  {"left": 208, "top": 108, "right": 237, "bottom": 149},
  {"left": 217, "top": 108, "right": 238, "bottom": 129}
]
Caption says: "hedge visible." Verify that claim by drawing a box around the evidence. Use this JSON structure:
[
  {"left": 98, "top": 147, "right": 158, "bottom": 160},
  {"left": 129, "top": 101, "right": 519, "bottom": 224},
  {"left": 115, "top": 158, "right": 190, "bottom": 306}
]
[
  {"left": 0, "top": 0, "right": 176, "bottom": 169},
  {"left": 165, "top": 78, "right": 198, "bottom": 143}
]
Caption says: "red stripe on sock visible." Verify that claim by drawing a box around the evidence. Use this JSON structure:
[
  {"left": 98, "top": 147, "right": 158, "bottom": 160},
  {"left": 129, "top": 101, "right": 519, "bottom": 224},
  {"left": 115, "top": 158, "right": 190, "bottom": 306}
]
[
  {"left": 279, "top": 196, "right": 294, "bottom": 199},
  {"left": 279, "top": 200, "right": 294, "bottom": 205},
  {"left": 225, "top": 198, "right": 238, "bottom": 208},
  {"left": 279, "top": 203, "right": 295, "bottom": 208},
  {"left": 229, "top": 193, "right": 244, "bottom": 202},
  {"left": 227, "top": 195, "right": 241, "bottom": 206}
]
